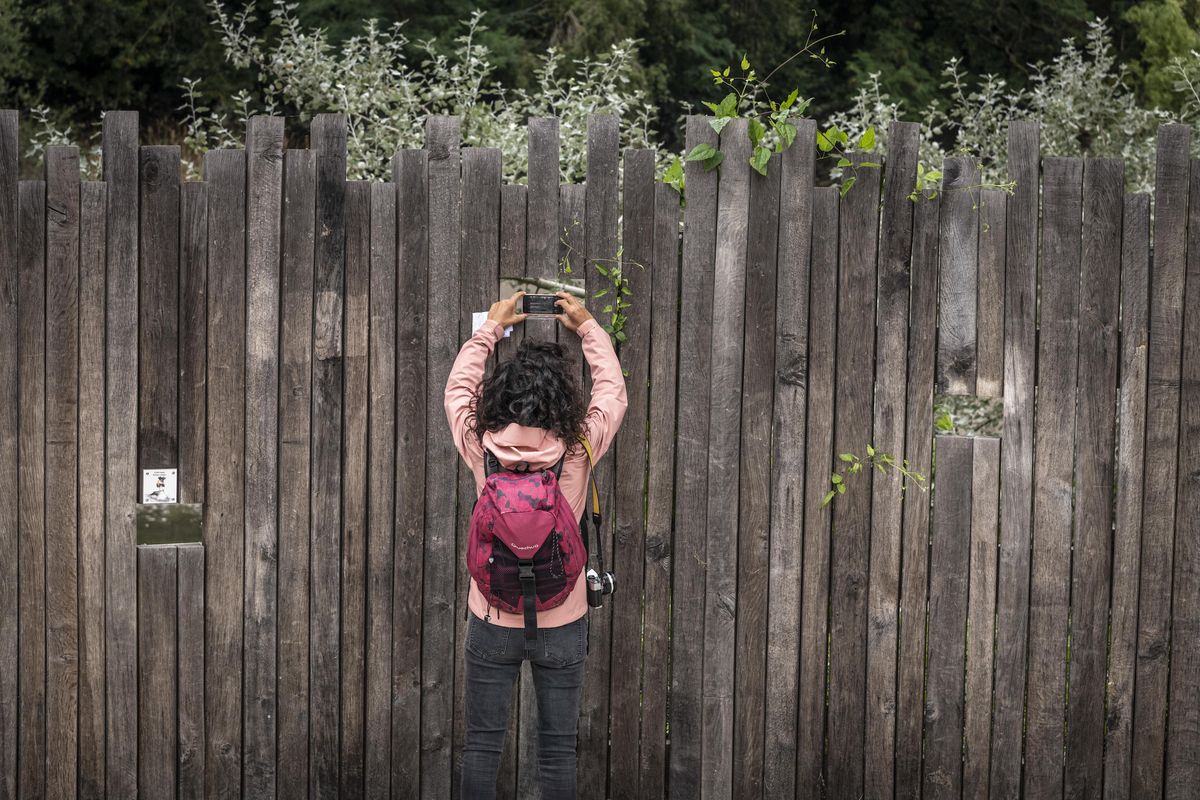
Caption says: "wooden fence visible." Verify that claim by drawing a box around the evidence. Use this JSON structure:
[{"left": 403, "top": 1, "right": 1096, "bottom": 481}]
[{"left": 0, "top": 108, "right": 1198, "bottom": 800}]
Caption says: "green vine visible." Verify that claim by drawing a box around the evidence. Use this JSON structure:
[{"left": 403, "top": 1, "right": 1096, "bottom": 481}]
[
  {"left": 558, "top": 223, "right": 643, "bottom": 375},
  {"left": 821, "top": 445, "right": 928, "bottom": 508}
]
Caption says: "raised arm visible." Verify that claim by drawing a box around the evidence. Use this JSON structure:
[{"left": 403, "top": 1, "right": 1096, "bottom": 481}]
[
  {"left": 444, "top": 319, "right": 504, "bottom": 466},
  {"left": 555, "top": 292, "right": 628, "bottom": 461}
]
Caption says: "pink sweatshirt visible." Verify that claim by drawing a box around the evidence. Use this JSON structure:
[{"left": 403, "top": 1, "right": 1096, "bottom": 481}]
[{"left": 445, "top": 316, "right": 628, "bottom": 628}]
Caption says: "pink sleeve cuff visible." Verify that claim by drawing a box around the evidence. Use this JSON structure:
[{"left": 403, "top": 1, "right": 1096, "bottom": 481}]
[{"left": 576, "top": 317, "right": 599, "bottom": 338}]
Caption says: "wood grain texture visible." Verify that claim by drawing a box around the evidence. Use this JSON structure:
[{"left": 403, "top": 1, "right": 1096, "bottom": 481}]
[
  {"left": 1103, "top": 193, "right": 1150, "bottom": 800},
  {"left": 78, "top": 180, "right": 109, "bottom": 800},
  {"left": 990, "top": 121, "right": 1039, "bottom": 800},
  {"left": 365, "top": 180, "right": 397, "bottom": 799},
  {"left": 1025, "top": 157, "right": 1084, "bottom": 800},
  {"left": 557, "top": 183, "right": 586, "bottom": 393},
  {"left": 203, "top": 148, "right": 246, "bottom": 800},
  {"left": 526, "top": 118, "right": 561, "bottom": 344},
  {"left": 965, "top": 437, "right": 1000, "bottom": 799},
  {"left": 139, "top": 546, "right": 178, "bottom": 800},
  {"left": 391, "top": 149, "right": 428, "bottom": 797},
  {"left": 310, "top": 113, "right": 347, "bottom": 800},
  {"left": 895, "top": 195, "right": 940, "bottom": 800},
  {"left": 797, "top": 186, "right": 840, "bottom": 796},
  {"left": 103, "top": 110, "right": 140, "bottom": 799},
  {"left": 45, "top": 145, "right": 81, "bottom": 799},
  {"left": 420, "top": 115, "right": 460, "bottom": 800},
  {"left": 178, "top": 182, "right": 207, "bottom": 506},
  {"left": 609, "top": 147, "right": 655, "bottom": 800},
  {"left": 936, "top": 156, "right": 980, "bottom": 395},
  {"left": 863, "top": 121, "right": 919, "bottom": 800},
  {"left": 668, "top": 115, "right": 717, "bottom": 800},
  {"left": 244, "top": 116, "right": 283, "bottom": 798},
  {"left": 18, "top": 178, "right": 47, "bottom": 800},
  {"left": 641, "top": 181, "right": 681, "bottom": 800},
  {"left": 1065, "top": 158, "right": 1123, "bottom": 800},
  {"left": 975, "top": 189, "right": 1006, "bottom": 397},
  {"left": 177, "top": 545, "right": 205, "bottom": 800},
  {"left": 278, "top": 148, "right": 317, "bottom": 800},
  {"left": 0, "top": 111, "right": 18, "bottom": 800},
  {"left": 827, "top": 149, "right": 882, "bottom": 800}
]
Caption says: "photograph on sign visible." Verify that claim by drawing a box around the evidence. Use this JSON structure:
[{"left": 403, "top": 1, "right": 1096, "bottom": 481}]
[{"left": 142, "top": 468, "right": 178, "bottom": 504}]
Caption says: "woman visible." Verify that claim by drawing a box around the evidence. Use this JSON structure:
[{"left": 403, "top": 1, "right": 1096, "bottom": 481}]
[{"left": 444, "top": 289, "right": 628, "bottom": 799}]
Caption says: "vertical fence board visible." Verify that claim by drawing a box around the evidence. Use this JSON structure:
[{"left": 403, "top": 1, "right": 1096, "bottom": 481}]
[
  {"left": 1165, "top": 159, "right": 1200, "bottom": 796},
  {"left": 178, "top": 545, "right": 205, "bottom": 800},
  {"left": 204, "top": 148, "right": 246, "bottom": 800},
  {"left": 733, "top": 141, "right": 781, "bottom": 800},
  {"left": 278, "top": 149, "right": 316, "bottom": 800},
  {"left": 557, "top": 183, "right": 586, "bottom": 394},
  {"left": 700, "top": 117, "right": 751, "bottom": 800},
  {"left": 1104, "top": 193, "right": 1150, "bottom": 800},
  {"left": 138, "top": 546, "right": 178, "bottom": 800},
  {"left": 421, "top": 115, "right": 461, "bottom": 800},
  {"left": 340, "top": 180, "right": 371, "bottom": 800},
  {"left": 976, "top": 190, "right": 1006, "bottom": 397},
  {"left": 17, "top": 179, "right": 47, "bottom": 800},
  {"left": 828, "top": 148, "right": 882, "bottom": 799},
  {"left": 45, "top": 145, "right": 81, "bottom": 798},
  {"left": 78, "top": 180, "right": 108, "bottom": 799},
  {"left": 0, "top": 110, "right": 16, "bottom": 800},
  {"left": 923, "top": 435, "right": 974, "bottom": 799},
  {"left": 641, "top": 181, "right": 681, "bottom": 800},
  {"left": 365, "top": 180, "right": 397, "bottom": 800},
  {"left": 1025, "top": 157, "right": 1084, "bottom": 799},
  {"left": 990, "top": 121, "right": 1040, "bottom": 800},
  {"left": 936, "top": 156, "right": 980, "bottom": 395},
  {"left": 668, "top": 114, "right": 718, "bottom": 800},
  {"left": 244, "top": 115, "right": 283, "bottom": 798},
  {"left": 392, "top": 149, "right": 428, "bottom": 796},
  {"left": 179, "top": 182, "right": 207, "bottom": 505},
  {"left": 864, "top": 121, "right": 920, "bottom": 800},
  {"left": 103, "top": 109, "right": 140, "bottom": 799},
  {"left": 609, "top": 148, "right": 656, "bottom": 800},
  {"left": 1065, "top": 158, "right": 1123, "bottom": 800},
  {"left": 965, "top": 437, "right": 1001, "bottom": 799},
  {"left": 763, "top": 118, "right": 816, "bottom": 800},
  {"left": 797, "top": 186, "right": 840, "bottom": 796},
  {"left": 311, "top": 113, "right": 347, "bottom": 800},
  {"left": 526, "top": 118, "right": 561, "bottom": 343},
  {"left": 895, "top": 195, "right": 940, "bottom": 800}
]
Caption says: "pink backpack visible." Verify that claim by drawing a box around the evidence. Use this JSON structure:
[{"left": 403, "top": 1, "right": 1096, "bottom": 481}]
[{"left": 466, "top": 442, "right": 596, "bottom": 651}]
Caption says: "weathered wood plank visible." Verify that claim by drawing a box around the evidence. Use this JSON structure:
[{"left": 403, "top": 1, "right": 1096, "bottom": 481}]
[
  {"left": 78, "top": 180, "right": 108, "bottom": 799},
  {"left": 609, "top": 147, "right": 655, "bottom": 800},
  {"left": 178, "top": 544, "right": 205, "bottom": 800},
  {"left": 178, "top": 182, "right": 207, "bottom": 506},
  {"left": 278, "top": 148, "right": 316, "bottom": 800},
  {"left": 732, "top": 134, "right": 779, "bottom": 800},
  {"left": 420, "top": 115, "right": 460, "bottom": 800},
  {"left": 526, "top": 118, "right": 560, "bottom": 343},
  {"left": 339, "top": 179, "right": 370, "bottom": 800},
  {"left": 365, "top": 180, "right": 397, "bottom": 800},
  {"left": 556, "top": 182, "right": 586, "bottom": 390},
  {"left": 989, "top": 120, "right": 1039, "bottom": 800},
  {"left": 797, "top": 186, "right": 840, "bottom": 796},
  {"left": 1024, "top": 156, "right": 1084, "bottom": 799},
  {"left": 203, "top": 148, "right": 246, "bottom": 800},
  {"left": 1103, "top": 192, "right": 1150, "bottom": 800},
  {"left": 1165, "top": 159, "right": 1200, "bottom": 796},
  {"left": 895, "top": 194, "right": 940, "bottom": 800},
  {"left": 641, "top": 181, "right": 681, "bottom": 800},
  {"left": 936, "top": 156, "right": 980, "bottom": 395},
  {"left": 1133, "top": 124, "right": 1191, "bottom": 800},
  {"left": 310, "top": 113, "right": 347, "bottom": 800},
  {"left": 763, "top": 119, "right": 815, "bottom": 800},
  {"left": 923, "top": 435, "right": 974, "bottom": 800},
  {"left": 1065, "top": 157, "right": 1123, "bottom": 800},
  {"left": 138, "top": 546, "right": 178, "bottom": 800},
  {"left": 45, "top": 145, "right": 81, "bottom": 798},
  {"left": 244, "top": 115, "right": 283, "bottom": 798},
  {"left": 828, "top": 148, "right": 882, "bottom": 799},
  {"left": 965, "top": 437, "right": 1000, "bottom": 799},
  {"left": 392, "top": 148, "right": 428, "bottom": 797},
  {"left": 975, "top": 190, "right": 1006, "bottom": 397},
  {"left": 102, "top": 110, "right": 140, "bottom": 799},
  {"left": 668, "top": 115, "right": 717, "bottom": 800},
  {"left": 138, "top": 145, "right": 181, "bottom": 469},
  {"left": 863, "top": 121, "right": 919, "bottom": 800},
  {"left": 18, "top": 178, "right": 47, "bottom": 800},
  {"left": 0, "top": 110, "right": 19, "bottom": 800}
]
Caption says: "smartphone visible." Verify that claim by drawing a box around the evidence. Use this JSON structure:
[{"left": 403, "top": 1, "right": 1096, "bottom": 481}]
[{"left": 522, "top": 294, "right": 560, "bottom": 316}]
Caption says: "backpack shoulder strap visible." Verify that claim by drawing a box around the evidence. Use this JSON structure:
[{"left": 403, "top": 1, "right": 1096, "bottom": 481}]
[
  {"left": 551, "top": 452, "right": 565, "bottom": 480},
  {"left": 577, "top": 435, "right": 605, "bottom": 570},
  {"left": 484, "top": 449, "right": 502, "bottom": 477}
]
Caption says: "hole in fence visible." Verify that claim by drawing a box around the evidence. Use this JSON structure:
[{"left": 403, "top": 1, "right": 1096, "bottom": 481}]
[
  {"left": 933, "top": 394, "right": 1003, "bottom": 438},
  {"left": 136, "top": 503, "right": 204, "bottom": 546}
]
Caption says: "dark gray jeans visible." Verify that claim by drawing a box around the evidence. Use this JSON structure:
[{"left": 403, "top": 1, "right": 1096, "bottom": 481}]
[{"left": 459, "top": 611, "right": 589, "bottom": 800}]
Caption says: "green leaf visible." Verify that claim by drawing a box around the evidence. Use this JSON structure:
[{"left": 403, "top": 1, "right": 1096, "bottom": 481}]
[
  {"left": 831, "top": 473, "right": 843, "bottom": 484},
  {"left": 860, "top": 162, "right": 881, "bottom": 168},
  {"left": 593, "top": 288, "right": 609, "bottom": 298},
  {"left": 603, "top": 305, "right": 613, "bottom": 313},
  {"left": 703, "top": 151, "right": 725, "bottom": 171},
  {"left": 838, "top": 453, "right": 855, "bottom": 462},
  {"left": 722, "top": 66, "right": 730, "bottom": 77},
  {"left": 836, "top": 157, "right": 851, "bottom": 168},
  {"left": 750, "top": 145, "right": 771, "bottom": 176},
  {"left": 686, "top": 142, "right": 717, "bottom": 162},
  {"left": 859, "top": 127, "right": 876, "bottom": 150},
  {"left": 816, "top": 130, "right": 835, "bottom": 152},
  {"left": 615, "top": 330, "right": 627, "bottom": 342},
  {"left": 748, "top": 117, "right": 765, "bottom": 145},
  {"left": 777, "top": 122, "right": 797, "bottom": 148},
  {"left": 702, "top": 101, "right": 720, "bottom": 114},
  {"left": 717, "top": 92, "right": 738, "bottom": 117},
  {"left": 710, "top": 116, "right": 732, "bottom": 135},
  {"left": 840, "top": 176, "right": 856, "bottom": 198},
  {"left": 866, "top": 444, "right": 875, "bottom": 457},
  {"left": 621, "top": 284, "right": 632, "bottom": 295},
  {"left": 596, "top": 264, "right": 609, "bottom": 276},
  {"left": 740, "top": 54, "right": 749, "bottom": 70},
  {"left": 822, "top": 490, "right": 836, "bottom": 507},
  {"left": 837, "top": 482, "right": 846, "bottom": 494},
  {"left": 782, "top": 88, "right": 799, "bottom": 110}
]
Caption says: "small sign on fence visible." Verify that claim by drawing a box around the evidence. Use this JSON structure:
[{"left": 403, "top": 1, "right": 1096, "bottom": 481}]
[{"left": 141, "top": 468, "right": 178, "bottom": 504}]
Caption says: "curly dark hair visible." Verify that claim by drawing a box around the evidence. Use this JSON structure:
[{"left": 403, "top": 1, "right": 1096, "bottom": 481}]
[{"left": 467, "top": 337, "right": 587, "bottom": 455}]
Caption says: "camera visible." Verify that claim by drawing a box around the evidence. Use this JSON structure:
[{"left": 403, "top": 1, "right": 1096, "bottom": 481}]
[
  {"left": 586, "top": 568, "right": 616, "bottom": 608},
  {"left": 522, "top": 294, "right": 560, "bottom": 316}
]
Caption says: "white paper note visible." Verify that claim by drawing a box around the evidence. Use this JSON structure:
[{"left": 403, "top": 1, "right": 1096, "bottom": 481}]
[{"left": 473, "top": 311, "right": 512, "bottom": 337}]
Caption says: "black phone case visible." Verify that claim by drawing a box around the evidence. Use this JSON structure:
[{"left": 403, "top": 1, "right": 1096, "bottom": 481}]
[{"left": 523, "top": 294, "right": 559, "bottom": 315}]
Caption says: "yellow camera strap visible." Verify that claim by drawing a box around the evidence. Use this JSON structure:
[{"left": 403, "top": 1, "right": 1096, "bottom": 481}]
[{"left": 578, "top": 435, "right": 605, "bottom": 570}]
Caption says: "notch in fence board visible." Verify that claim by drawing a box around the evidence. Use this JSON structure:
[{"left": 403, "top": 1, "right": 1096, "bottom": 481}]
[
  {"left": 0, "top": 109, "right": 17, "bottom": 800},
  {"left": 937, "top": 155, "right": 980, "bottom": 395}
]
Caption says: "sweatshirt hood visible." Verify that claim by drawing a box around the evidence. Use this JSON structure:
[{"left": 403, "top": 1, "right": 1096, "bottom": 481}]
[{"left": 482, "top": 423, "right": 566, "bottom": 470}]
